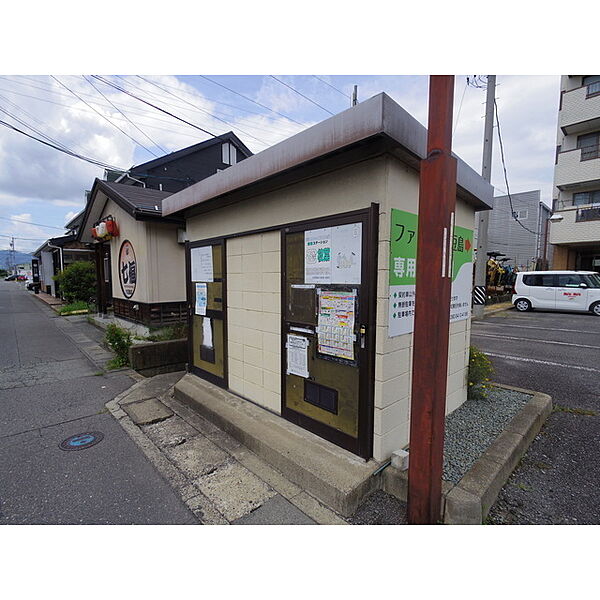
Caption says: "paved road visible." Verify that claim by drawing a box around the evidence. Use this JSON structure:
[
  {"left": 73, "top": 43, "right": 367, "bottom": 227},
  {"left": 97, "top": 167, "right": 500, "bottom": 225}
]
[
  {"left": 0, "top": 281, "right": 196, "bottom": 524},
  {"left": 471, "top": 307, "right": 600, "bottom": 524}
]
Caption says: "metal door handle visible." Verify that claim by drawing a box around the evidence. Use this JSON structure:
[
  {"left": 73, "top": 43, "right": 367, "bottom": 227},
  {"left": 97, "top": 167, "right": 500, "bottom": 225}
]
[{"left": 359, "top": 324, "right": 367, "bottom": 349}]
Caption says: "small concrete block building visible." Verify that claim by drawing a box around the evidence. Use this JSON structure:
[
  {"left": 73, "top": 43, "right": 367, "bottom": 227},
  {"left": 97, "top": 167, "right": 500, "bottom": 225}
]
[{"left": 162, "top": 93, "right": 493, "bottom": 462}]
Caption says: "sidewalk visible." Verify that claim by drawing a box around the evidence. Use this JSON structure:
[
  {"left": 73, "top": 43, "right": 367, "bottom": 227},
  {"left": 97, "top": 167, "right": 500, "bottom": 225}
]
[{"left": 107, "top": 373, "right": 346, "bottom": 525}]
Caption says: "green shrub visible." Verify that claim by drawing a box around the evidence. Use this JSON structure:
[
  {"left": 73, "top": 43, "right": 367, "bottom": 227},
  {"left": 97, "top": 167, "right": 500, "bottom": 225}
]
[
  {"left": 146, "top": 323, "right": 188, "bottom": 342},
  {"left": 58, "top": 300, "right": 90, "bottom": 315},
  {"left": 53, "top": 261, "right": 96, "bottom": 303},
  {"left": 468, "top": 345, "right": 494, "bottom": 400},
  {"left": 104, "top": 323, "right": 132, "bottom": 368}
]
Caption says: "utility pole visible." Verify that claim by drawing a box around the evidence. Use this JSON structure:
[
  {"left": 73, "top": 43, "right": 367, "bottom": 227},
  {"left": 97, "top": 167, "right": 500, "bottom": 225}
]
[
  {"left": 352, "top": 85, "right": 358, "bottom": 106},
  {"left": 473, "top": 75, "right": 496, "bottom": 317},
  {"left": 407, "top": 75, "right": 456, "bottom": 525},
  {"left": 10, "top": 236, "right": 16, "bottom": 275}
]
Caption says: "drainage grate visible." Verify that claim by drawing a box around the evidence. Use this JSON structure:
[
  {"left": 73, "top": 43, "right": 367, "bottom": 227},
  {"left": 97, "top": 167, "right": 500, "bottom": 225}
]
[{"left": 59, "top": 432, "right": 104, "bottom": 451}]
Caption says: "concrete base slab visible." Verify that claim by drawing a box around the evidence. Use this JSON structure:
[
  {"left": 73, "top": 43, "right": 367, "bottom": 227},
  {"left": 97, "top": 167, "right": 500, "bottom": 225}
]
[
  {"left": 166, "top": 435, "right": 229, "bottom": 479},
  {"left": 123, "top": 398, "right": 173, "bottom": 425},
  {"left": 195, "top": 460, "right": 277, "bottom": 522},
  {"left": 233, "top": 494, "right": 316, "bottom": 525},
  {"left": 174, "top": 373, "right": 381, "bottom": 517}
]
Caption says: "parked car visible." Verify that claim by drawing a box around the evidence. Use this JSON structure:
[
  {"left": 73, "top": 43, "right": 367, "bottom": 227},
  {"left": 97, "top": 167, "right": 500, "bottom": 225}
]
[
  {"left": 512, "top": 270, "right": 600, "bottom": 316},
  {"left": 16, "top": 274, "right": 27, "bottom": 281},
  {"left": 4, "top": 274, "right": 17, "bottom": 281},
  {"left": 26, "top": 281, "right": 40, "bottom": 291}
]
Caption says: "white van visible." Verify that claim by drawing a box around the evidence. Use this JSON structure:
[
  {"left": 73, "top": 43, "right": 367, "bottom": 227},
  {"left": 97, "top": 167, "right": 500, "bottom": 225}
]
[{"left": 512, "top": 271, "right": 600, "bottom": 316}]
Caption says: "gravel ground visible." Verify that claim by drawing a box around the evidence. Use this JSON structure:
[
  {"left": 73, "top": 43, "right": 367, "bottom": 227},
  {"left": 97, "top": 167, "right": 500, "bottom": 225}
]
[
  {"left": 443, "top": 386, "right": 531, "bottom": 484},
  {"left": 350, "top": 385, "right": 531, "bottom": 524}
]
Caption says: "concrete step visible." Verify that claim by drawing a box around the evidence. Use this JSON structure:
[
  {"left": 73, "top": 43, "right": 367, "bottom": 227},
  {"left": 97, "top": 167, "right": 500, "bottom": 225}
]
[{"left": 174, "top": 373, "right": 381, "bottom": 517}]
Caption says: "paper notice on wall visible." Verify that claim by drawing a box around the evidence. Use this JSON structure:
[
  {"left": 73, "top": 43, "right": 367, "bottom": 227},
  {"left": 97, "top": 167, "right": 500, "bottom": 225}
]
[
  {"left": 286, "top": 334, "right": 309, "bottom": 378},
  {"left": 304, "top": 223, "right": 362, "bottom": 284},
  {"left": 195, "top": 282, "right": 207, "bottom": 315},
  {"left": 191, "top": 246, "right": 214, "bottom": 282},
  {"left": 316, "top": 290, "right": 356, "bottom": 360},
  {"left": 202, "top": 317, "right": 213, "bottom": 349}
]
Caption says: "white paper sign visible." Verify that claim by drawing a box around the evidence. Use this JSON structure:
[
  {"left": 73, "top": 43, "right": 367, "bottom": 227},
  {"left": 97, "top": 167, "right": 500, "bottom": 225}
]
[
  {"left": 304, "top": 223, "right": 362, "bottom": 284},
  {"left": 202, "top": 317, "right": 213, "bottom": 349},
  {"left": 286, "top": 334, "right": 309, "bottom": 378},
  {"left": 191, "top": 246, "right": 214, "bottom": 282},
  {"left": 195, "top": 282, "right": 207, "bottom": 316}
]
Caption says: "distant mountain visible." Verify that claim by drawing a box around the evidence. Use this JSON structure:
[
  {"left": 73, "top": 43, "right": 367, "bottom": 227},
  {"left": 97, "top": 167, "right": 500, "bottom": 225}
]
[{"left": 0, "top": 250, "right": 34, "bottom": 268}]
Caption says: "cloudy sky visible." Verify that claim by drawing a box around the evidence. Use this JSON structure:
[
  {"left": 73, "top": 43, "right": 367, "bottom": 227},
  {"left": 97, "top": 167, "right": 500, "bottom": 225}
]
[{"left": 0, "top": 74, "right": 560, "bottom": 253}]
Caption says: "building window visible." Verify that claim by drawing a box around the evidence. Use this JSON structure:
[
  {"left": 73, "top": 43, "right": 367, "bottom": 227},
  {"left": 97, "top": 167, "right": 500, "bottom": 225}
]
[
  {"left": 573, "top": 190, "right": 600, "bottom": 206},
  {"left": 221, "top": 142, "right": 237, "bottom": 166},
  {"left": 577, "top": 132, "right": 600, "bottom": 161},
  {"left": 583, "top": 75, "right": 600, "bottom": 97},
  {"left": 513, "top": 209, "right": 528, "bottom": 220}
]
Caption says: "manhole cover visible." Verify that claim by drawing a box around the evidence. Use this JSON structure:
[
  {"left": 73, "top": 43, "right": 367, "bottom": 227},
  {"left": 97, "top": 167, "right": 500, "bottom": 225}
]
[{"left": 59, "top": 432, "right": 104, "bottom": 451}]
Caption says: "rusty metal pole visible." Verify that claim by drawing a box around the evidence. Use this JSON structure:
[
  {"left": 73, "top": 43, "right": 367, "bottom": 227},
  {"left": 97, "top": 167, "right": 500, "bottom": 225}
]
[{"left": 407, "top": 76, "right": 457, "bottom": 525}]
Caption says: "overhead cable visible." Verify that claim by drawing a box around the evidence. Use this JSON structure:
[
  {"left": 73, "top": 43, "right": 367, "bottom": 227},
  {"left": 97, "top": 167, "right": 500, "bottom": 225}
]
[{"left": 270, "top": 75, "right": 334, "bottom": 115}]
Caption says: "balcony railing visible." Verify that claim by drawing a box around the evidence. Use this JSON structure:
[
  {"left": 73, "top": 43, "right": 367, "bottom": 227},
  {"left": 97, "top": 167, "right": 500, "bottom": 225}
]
[{"left": 576, "top": 207, "right": 600, "bottom": 222}]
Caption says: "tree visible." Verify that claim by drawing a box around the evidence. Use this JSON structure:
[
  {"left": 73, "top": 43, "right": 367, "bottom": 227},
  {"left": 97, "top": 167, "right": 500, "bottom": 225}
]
[{"left": 53, "top": 261, "right": 96, "bottom": 303}]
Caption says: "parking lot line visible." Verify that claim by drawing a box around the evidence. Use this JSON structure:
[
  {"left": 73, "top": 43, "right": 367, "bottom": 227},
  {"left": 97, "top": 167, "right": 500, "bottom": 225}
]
[
  {"left": 475, "top": 322, "right": 598, "bottom": 336},
  {"left": 471, "top": 332, "right": 600, "bottom": 350},
  {"left": 485, "top": 352, "right": 600, "bottom": 373}
]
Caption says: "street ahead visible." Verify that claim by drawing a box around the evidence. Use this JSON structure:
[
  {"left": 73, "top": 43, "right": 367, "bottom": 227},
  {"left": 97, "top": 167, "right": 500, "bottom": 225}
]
[
  {"left": 472, "top": 308, "right": 600, "bottom": 524},
  {"left": 0, "top": 281, "right": 195, "bottom": 524}
]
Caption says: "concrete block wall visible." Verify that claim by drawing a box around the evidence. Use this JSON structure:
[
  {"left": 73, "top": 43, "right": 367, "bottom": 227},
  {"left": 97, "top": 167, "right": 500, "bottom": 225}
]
[{"left": 226, "top": 231, "right": 282, "bottom": 413}]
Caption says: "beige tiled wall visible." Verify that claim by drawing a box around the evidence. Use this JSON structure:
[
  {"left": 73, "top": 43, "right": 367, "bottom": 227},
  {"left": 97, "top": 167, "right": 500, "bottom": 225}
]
[{"left": 226, "top": 231, "right": 282, "bottom": 413}]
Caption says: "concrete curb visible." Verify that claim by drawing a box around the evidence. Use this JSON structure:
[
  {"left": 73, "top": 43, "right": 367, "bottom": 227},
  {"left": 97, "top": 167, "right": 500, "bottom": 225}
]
[{"left": 382, "top": 384, "right": 553, "bottom": 524}]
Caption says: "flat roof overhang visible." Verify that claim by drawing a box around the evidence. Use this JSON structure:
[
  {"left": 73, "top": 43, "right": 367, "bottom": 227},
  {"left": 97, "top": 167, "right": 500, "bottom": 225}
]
[{"left": 162, "top": 93, "right": 494, "bottom": 219}]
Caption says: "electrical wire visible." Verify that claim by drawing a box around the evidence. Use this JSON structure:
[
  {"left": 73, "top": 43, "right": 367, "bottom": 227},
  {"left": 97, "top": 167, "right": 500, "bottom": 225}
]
[
  {"left": 270, "top": 75, "right": 334, "bottom": 115},
  {"left": 0, "top": 119, "right": 124, "bottom": 170},
  {"left": 0, "top": 216, "right": 67, "bottom": 230},
  {"left": 135, "top": 75, "right": 268, "bottom": 147},
  {"left": 82, "top": 75, "right": 169, "bottom": 155},
  {"left": 453, "top": 79, "right": 468, "bottom": 135},
  {"left": 92, "top": 75, "right": 222, "bottom": 140},
  {"left": 312, "top": 75, "right": 349, "bottom": 99},
  {"left": 493, "top": 98, "right": 539, "bottom": 236},
  {"left": 197, "top": 75, "right": 306, "bottom": 126},
  {"left": 51, "top": 76, "right": 159, "bottom": 158}
]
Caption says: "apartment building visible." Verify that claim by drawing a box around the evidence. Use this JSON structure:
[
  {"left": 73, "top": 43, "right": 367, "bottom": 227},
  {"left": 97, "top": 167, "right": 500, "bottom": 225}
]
[
  {"left": 488, "top": 190, "right": 553, "bottom": 269},
  {"left": 550, "top": 75, "right": 600, "bottom": 271}
]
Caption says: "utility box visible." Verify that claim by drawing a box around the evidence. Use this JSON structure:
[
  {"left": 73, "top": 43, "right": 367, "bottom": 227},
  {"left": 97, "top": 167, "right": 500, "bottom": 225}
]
[{"left": 162, "top": 93, "right": 493, "bottom": 461}]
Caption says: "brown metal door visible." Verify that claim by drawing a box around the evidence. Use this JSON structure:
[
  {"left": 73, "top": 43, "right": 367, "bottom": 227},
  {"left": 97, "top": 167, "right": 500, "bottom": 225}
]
[
  {"left": 186, "top": 240, "right": 228, "bottom": 388},
  {"left": 281, "top": 207, "right": 377, "bottom": 458}
]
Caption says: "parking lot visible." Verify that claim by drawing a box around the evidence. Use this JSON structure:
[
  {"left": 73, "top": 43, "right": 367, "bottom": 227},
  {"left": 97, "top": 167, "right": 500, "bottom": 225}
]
[{"left": 471, "top": 307, "right": 600, "bottom": 524}]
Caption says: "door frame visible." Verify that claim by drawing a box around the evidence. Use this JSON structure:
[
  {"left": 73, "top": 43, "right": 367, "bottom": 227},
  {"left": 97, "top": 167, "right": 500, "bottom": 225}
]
[
  {"left": 280, "top": 204, "right": 378, "bottom": 459},
  {"left": 185, "top": 237, "right": 229, "bottom": 389}
]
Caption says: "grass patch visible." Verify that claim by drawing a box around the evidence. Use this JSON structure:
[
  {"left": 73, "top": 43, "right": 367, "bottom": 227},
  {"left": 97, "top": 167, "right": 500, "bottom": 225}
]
[
  {"left": 106, "top": 356, "right": 128, "bottom": 370},
  {"left": 146, "top": 323, "right": 188, "bottom": 342},
  {"left": 58, "top": 301, "right": 90, "bottom": 315},
  {"left": 553, "top": 404, "right": 597, "bottom": 416}
]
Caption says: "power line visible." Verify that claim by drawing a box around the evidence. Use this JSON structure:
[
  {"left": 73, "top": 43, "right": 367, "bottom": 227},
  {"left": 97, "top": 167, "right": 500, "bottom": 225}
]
[
  {"left": 453, "top": 79, "right": 468, "bottom": 135},
  {"left": 0, "top": 216, "right": 66, "bottom": 230},
  {"left": 270, "top": 75, "right": 334, "bottom": 115},
  {"left": 198, "top": 75, "right": 306, "bottom": 126},
  {"left": 0, "top": 119, "right": 124, "bottom": 170},
  {"left": 92, "top": 75, "right": 222, "bottom": 141},
  {"left": 0, "top": 232, "right": 51, "bottom": 241},
  {"left": 51, "top": 76, "right": 159, "bottom": 158},
  {"left": 82, "top": 75, "right": 169, "bottom": 155},
  {"left": 312, "top": 75, "right": 350, "bottom": 99},
  {"left": 135, "top": 75, "right": 268, "bottom": 147},
  {"left": 493, "top": 97, "right": 539, "bottom": 236}
]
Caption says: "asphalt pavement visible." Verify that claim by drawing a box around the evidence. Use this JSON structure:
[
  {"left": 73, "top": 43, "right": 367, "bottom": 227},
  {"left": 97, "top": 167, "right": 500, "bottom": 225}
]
[
  {"left": 471, "top": 307, "right": 600, "bottom": 524},
  {"left": 0, "top": 281, "right": 196, "bottom": 524}
]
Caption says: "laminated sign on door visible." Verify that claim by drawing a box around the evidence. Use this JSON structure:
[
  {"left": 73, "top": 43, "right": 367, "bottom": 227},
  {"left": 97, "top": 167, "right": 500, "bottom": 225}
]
[{"left": 388, "top": 208, "right": 473, "bottom": 337}]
